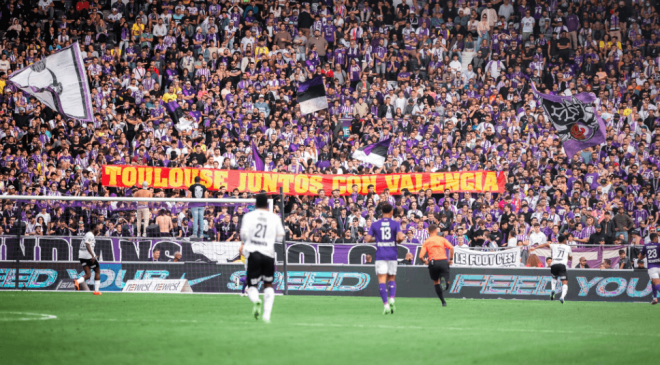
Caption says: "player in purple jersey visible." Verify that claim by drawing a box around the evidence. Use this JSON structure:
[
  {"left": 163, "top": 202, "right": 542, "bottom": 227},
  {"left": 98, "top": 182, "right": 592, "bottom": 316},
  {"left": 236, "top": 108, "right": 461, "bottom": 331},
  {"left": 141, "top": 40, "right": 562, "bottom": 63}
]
[
  {"left": 638, "top": 233, "right": 660, "bottom": 305},
  {"left": 365, "top": 203, "right": 405, "bottom": 315}
]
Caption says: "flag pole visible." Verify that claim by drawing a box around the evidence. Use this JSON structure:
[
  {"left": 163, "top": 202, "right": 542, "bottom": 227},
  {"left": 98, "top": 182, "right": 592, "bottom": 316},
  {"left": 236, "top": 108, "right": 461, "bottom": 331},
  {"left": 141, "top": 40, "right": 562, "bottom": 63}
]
[{"left": 279, "top": 186, "right": 288, "bottom": 295}]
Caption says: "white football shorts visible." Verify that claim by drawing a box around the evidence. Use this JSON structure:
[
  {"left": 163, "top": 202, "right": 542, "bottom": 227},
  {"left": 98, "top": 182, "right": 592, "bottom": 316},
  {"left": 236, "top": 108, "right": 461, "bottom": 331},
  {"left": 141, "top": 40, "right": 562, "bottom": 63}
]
[
  {"left": 648, "top": 267, "right": 660, "bottom": 280},
  {"left": 375, "top": 260, "right": 397, "bottom": 276}
]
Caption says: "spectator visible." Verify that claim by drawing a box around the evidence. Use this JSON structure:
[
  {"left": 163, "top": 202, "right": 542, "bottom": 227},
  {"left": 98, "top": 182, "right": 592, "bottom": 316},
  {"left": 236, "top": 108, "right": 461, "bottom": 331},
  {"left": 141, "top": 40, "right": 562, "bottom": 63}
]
[
  {"left": 402, "top": 229, "right": 420, "bottom": 244},
  {"left": 526, "top": 254, "right": 543, "bottom": 268},
  {"left": 400, "top": 252, "right": 414, "bottom": 265},
  {"left": 152, "top": 249, "right": 162, "bottom": 262},
  {"left": 133, "top": 181, "right": 153, "bottom": 237},
  {"left": 169, "top": 252, "right": 182, "bottom": 263},
  {"left": 322, "top": 229, "right": 340, "bottom": 244},
  {"left": 529, "top": 223, "right": 547, "bottom": 247},
  {"left": 575, "top": 257, "right": 590, "bottom": 269},
  {"left": 187, "top": 176, "right": 208, "bottom": 239},
  {"left": 600, "top": 259, "right": 612, "bottom": 270},
  {"left": 156, "top": 209, "right": 173, "bottom": 238},
  {"left": 618, "top": 249, "right": 632, "bottom": 270},
  {"left": 340, "top": 229, "right": 354, "bottom": 244},
  {"left": 613, "top": 209, "right": 634, "bottom": 244}
]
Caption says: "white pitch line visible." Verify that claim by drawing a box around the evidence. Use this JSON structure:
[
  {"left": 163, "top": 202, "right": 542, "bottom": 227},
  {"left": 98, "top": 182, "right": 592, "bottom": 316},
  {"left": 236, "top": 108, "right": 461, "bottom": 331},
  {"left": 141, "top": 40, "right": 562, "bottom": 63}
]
[
  {"left": 0, "top": 312, "right": 57, "bottom": 321},
  {"left": 292, "top": 322, "right": 660, "bottom": 337},
  {"left": 56, "top": 318, "right": 200, "bottom": 323},
  {"left": 7, "top": 314, "right": 656, "bottom": 338}
]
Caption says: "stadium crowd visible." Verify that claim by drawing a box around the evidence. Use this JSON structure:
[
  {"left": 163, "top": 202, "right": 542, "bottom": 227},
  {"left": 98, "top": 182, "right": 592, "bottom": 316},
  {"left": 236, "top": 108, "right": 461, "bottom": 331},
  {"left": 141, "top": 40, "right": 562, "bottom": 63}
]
[{"left": 0, "top": 0, "right": 659, "bottom": 257}]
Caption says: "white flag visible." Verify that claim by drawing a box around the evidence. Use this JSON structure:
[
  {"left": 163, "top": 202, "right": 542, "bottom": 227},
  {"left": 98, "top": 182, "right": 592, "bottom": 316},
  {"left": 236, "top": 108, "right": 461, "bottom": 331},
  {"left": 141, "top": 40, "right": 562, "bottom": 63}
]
[{"left": 9, "top": 42, "right": 94, "bottom": 122}]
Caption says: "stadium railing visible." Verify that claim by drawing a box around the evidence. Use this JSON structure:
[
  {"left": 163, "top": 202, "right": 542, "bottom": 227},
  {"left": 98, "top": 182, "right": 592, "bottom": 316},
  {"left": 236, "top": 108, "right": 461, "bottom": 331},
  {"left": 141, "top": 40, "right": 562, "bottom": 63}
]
[
  {"left": 0, "top": 195, "right": 263, "bottom": 291},
  {"left": 0, "top": 192, "right": 643, "bottom": 293}
]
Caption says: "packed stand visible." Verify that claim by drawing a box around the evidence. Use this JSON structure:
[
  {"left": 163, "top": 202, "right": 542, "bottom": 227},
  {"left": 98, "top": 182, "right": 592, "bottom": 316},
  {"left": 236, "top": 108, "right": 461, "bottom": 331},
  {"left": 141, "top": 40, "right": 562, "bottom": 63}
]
[{"left": 0, "top": 0, "right": 657, "bottom": 260}]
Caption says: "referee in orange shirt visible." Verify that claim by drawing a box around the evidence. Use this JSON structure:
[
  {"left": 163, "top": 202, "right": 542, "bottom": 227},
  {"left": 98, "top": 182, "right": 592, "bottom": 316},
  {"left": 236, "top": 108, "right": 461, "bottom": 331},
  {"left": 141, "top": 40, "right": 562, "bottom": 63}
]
[{"left": 419, "top": 225, "right": 454, "bottom": 307}]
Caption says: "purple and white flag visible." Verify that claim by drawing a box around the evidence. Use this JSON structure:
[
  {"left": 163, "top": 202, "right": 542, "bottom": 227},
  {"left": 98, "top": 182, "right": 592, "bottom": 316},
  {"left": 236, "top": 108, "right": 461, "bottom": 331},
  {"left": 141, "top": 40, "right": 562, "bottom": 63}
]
[
  {"left": 9, "top": 42, "right": 94, "bottom": 122},
  {"left": 352, "top": 138, "right": 391, "bottom": 168},
  {"left": 297, "top": 75, "right": 328, "bottom": 115},
  {"left": 251, "top": 140, "right": 264, "bottom": 171},
  {"left": 165, "top": 100, "right": 194, "bottom": 132},
  {"left": 531, "top": 83, "right": 606, "bottom": 159}
]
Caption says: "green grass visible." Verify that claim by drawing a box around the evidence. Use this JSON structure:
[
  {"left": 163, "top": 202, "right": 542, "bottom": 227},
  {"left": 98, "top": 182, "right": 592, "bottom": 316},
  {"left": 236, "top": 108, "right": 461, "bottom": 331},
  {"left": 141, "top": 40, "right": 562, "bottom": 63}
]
[{"left": 0, "top": 292, "right": 658, "bottom": 365}]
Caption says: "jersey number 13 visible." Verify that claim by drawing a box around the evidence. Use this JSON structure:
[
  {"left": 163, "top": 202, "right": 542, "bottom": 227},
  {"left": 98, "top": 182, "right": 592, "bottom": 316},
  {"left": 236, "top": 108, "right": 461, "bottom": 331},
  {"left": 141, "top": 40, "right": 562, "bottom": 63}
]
[{"left": 381, "top": 227, "right": 391, "bottom": 240}]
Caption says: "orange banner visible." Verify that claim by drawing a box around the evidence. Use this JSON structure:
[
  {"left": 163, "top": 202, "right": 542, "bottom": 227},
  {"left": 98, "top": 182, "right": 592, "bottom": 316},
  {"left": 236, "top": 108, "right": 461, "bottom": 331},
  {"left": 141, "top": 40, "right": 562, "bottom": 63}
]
[{"left": 101, "top": 166, "right": 506, "bottom": 195}]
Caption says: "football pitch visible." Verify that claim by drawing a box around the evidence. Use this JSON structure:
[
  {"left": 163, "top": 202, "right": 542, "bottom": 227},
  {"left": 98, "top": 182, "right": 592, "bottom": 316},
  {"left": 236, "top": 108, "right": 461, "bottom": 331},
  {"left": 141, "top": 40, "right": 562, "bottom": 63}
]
[{"left": 0, "top": 292, "right": 658, "bottom": 365}]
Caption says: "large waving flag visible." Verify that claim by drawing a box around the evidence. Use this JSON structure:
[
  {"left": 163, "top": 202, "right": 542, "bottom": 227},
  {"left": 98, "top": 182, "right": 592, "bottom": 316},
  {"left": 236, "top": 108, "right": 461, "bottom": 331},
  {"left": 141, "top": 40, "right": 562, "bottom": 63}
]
[
  {"left": 352, "top": 138, "right": 391, "bottom": 168},
  {"left": 297, "top": 75, "right": 328, "bottom": 115},
  {"left": 531, "top": 83, "right": 606, "bottom": 159},
  {"left": 251, "top": 140, "right": 264, "bottom": 171},
  {"left": 165, "top": 100, "right": 194, "bottom": 132},
  {"left": 9, "top": 42, "right": 94, "bottom": 122}
]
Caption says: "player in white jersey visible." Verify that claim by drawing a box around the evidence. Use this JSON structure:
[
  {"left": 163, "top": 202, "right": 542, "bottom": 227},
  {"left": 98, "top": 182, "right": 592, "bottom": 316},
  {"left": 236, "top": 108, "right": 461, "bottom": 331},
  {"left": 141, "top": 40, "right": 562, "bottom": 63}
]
[
  {"left": 73, "top": 222, "right": 104, "bottom": 295},
  {"left": 240, "top": 194, "right": 285, "bottom": 323},
  {"left": 531, "top": 234, "right": 572, "bottom": 304}
]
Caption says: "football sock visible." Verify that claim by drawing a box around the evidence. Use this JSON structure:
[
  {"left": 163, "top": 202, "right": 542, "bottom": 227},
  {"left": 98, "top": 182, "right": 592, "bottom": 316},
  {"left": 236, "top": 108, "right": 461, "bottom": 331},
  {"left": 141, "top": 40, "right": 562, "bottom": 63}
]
[
  {"left": 434, "top": 284, "right": 446, "bottom": 304},
  {"left": 561, "top": 284, "right": 568, "bottom": 300},
  {"left": 653, "top": 285, "right": 658, "bottom": 299},
  {"left": 378, "top": 283, "right": 388, "bottom": 304},
  {"left": 240, "top": 277, "right": 247, "bottom": 294},
  {"left": 654, "top": 284, "right": 660, "bottom": 298},
  {"left": 551, "top": 278, "right": 557, "bottom": 292},
  {"left": 263, "top": 287, "right": 274, "bottom": 320},
  {"left": 387, "top": 281, "right": 396, "bottom": 300},
  {"left": 247, "top": 286, "right": 260, "bottom": 304},
  {"left": 94, "top": 280, "right": 101, "bottom": 292},
  {"left": 76, "top": 277, "right": 85, "bottom": 284}
]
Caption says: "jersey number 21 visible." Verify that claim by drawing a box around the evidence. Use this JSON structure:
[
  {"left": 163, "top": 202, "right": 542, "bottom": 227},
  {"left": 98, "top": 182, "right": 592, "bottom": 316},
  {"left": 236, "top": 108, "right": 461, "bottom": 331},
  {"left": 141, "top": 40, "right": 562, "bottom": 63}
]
[{"left": 255, "top": 224, "right": 268, "bottom": 239}]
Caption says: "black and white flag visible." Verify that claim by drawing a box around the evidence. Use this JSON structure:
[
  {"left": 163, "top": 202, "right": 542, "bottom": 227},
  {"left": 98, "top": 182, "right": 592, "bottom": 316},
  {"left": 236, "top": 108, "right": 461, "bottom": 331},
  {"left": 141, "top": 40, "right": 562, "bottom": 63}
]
[
  {"left": 352, "top": 138, "right": 391, "bottom": 168},
  {"left": 297, "top": 75, "right": 328, "bottom": 115},
  {"left": 9, "top": 42, "right": 94, "bottom": 122}
]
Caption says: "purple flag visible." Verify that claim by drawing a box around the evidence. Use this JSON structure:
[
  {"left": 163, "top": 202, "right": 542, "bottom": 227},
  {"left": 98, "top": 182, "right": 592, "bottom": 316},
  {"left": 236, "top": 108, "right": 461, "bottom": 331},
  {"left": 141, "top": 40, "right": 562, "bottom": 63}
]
[
  {"left": 251, "top": 140, "right": 264, "bottom": 171},
  {"left": 531, "top": 83, "right": 606, "bottom": 159}
]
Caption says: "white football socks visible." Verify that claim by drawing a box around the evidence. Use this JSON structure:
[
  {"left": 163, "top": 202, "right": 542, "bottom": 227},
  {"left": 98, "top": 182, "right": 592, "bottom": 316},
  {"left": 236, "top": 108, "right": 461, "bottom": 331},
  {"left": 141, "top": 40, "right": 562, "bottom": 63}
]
[
  {"left": 95, "top": 280, "right": 101, "bottom": 292},
  {"left": 76, "top": 277, "right": 85, "bottom": 284},
  {"left": 263, "top": 287, "right": 275, "bottom": 321},
  {"left": 551, "top": 278, "right": 557, "bottom": 292},
  {"left": 561, "top": 284, "right": 568, "bottom": 300},
  {"left": 247, "top": 286, "right": 260, "bottom": 304}
]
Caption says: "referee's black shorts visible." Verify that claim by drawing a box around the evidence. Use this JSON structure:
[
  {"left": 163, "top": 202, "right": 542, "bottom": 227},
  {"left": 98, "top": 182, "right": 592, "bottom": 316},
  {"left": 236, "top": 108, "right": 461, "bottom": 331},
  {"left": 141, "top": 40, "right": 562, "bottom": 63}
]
[
  {"left": 428, "top": 259, "right": 450, "bottom": 282},
  {"left": 246, "top": 251, "right": 275, "bottom": 287}
]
